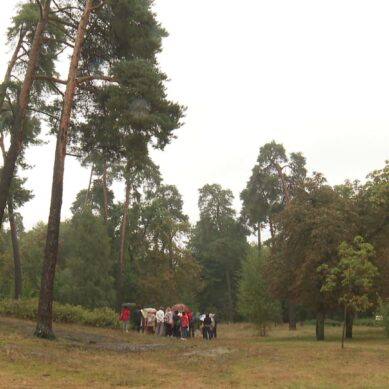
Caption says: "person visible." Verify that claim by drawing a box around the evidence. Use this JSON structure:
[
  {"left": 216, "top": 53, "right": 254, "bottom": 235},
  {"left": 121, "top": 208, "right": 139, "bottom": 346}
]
[
  {"left": 210, "top": 313, "right": 217, "bottom": 339},
  {"left": 203, "top": 313, "right": 212, "bottom": 340},
  {"left": 155, "top": 307, "right": 165, "bottom": 336},
  {"left": 164, "top": 307, "right": 173, "bottom": 337},
  {"left": 146, "top": 311, "right": 156, "bottom": 334},
  {"left": 180, "top": 311, "right": 189, "bottom": 339},
  {"left": 133, "top": 305, "right": 142, "bottom": 333},
  {"left": 187, "top": 310, "right": 194, "bottom": 338},
  {"left": 120, "top": 305, "right": 130, "bottom": 333},
  {"left": 172, "top": 310, "right": 181, "bottom": 338}
]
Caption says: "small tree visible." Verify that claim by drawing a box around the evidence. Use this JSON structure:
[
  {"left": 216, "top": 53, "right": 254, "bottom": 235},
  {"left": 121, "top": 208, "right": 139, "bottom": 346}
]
[
  {"left": 318, "top": 236, "right": 378, "bottom": 348},
  {"left": 238, "top": 246, "right": 280, "bottom": 336}
]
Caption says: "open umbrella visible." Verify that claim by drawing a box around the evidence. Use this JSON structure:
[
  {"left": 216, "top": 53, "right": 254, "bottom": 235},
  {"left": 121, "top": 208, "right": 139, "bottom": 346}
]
[
  {"left": 171, "top": 303, "right": 190, "bottom": 312},
  {"left": 121, "top": 302, "right": 136, "bottom": 308}
]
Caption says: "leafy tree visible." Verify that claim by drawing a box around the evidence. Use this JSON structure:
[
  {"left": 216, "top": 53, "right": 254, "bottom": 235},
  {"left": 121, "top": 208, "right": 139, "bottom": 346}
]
[
  {"left": 318, "top": 236, "right": 378, "bottom": 348},
  {"left": 268, "top": 173, "right": 358, "bottom": 340},
  {"left": 191, "top": 184, "right": 248, "bottom": 321},
  {"left": 238, "top": 245, "right": 281, "bottom": 335},
  {"left": 122, "top": 184, "right": 202, "bottom": 307},
  {"left": 55, "top": 210, "right": 115, "bottom": 308}
]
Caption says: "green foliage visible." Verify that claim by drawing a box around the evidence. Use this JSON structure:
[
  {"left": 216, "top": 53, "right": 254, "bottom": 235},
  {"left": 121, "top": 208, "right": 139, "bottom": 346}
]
[
  {"left": 0, "top": 298, "right": 119, "bottom": 328},
  {"left": 238, "top": 246, "right": 281, "bottom": 335},
  {"left": 55, "top": 211, "right": 115, "bottom": 309},
  {"left": 318, "top": 236, "right": 378, "bottom": 313}
]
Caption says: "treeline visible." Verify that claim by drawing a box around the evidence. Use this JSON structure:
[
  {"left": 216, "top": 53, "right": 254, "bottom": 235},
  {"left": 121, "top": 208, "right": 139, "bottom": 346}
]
[{"left": 0, "top": 1, "right": 389, "bottom": 342}]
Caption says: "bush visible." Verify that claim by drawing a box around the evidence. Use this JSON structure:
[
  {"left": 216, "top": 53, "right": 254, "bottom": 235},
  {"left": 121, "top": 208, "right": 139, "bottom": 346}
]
[
  {"left": 379, "top": 299, "right": 389, "bottom": 336},
  {"left": 0, "top": 298, "right": 120, "bottom": 328}
]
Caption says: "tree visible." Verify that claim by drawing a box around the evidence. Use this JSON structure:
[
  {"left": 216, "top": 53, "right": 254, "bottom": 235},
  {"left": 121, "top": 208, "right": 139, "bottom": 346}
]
[
  {"left": 238, "top": 245, "right": 281, "bottom": 336},
  {"left": 191, "top": 184, "right": 248, "bottom": 321},
  {"left": 253, "top": 141, "right": 306, "bottom": 330},
  {"left": 55, "top": 210, "right": 115, "bottom": 308},
  {"left": 36, "top": 0, "right": 184, "bottom": 339},
  {"left": 268, "top": 173, "right": 358, "bottom": 340},
  {"left": 319, "top": 236, "right": 378, "bottom": 348},
  {"left": 0, "top": 0, "right": 57, "bottom": 225}
]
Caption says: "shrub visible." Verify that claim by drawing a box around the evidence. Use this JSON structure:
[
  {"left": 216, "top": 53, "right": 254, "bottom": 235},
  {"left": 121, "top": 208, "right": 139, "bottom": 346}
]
[{"left": 0, "top": 298, "right": 120, "bottom": 328}]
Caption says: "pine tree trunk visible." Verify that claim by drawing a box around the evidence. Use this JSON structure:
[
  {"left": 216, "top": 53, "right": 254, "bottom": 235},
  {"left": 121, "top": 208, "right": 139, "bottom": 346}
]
[
  {"left": 85, "top": 163, "right": 94, "bottom": 206},
  {"left": 288, "top": 301, "right": 297, "bottom": 330},
  {"left": 8, "top": 200, "right": 22, "bottom": 299},
  {"left": 315, "top": 309, "right": 325, "bottom": 341},
  {"left": 0, "top": 132, "right": 22, "bottom": 299},
  {"left": 225, "top": 270, "right": 234, "bottom": 322},
  {"left": 35, "top": 0, "right": 94, "bottom": 339},
  {"left": 257, "top": 222, "right": 261, "bottom": 251},
  {"left": 0, "top": 0, "right": 51, "bottom": 226},
  {"left": 346, "top": 310, "right": 354, "bottom": 339},
  {"left": 117, "top": 179, "right": 130, "bottom": 307},
  {"left": 102, "top": 159, "right": 108, "bottom": 223}
]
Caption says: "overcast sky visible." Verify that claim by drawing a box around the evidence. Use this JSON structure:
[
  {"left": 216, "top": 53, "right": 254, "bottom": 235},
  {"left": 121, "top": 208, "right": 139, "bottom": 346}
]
[{"left": 1, "top": 1, "right": 388, "bottom": 230}]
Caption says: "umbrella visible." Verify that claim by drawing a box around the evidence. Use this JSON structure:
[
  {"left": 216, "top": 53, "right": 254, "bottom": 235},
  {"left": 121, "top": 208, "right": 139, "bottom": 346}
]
[
  {"left": 121, "top": 302, "right": 136, "bottom": 308},
  {"left": 171, "top": 303, "right": 190, "bottom": 313}
]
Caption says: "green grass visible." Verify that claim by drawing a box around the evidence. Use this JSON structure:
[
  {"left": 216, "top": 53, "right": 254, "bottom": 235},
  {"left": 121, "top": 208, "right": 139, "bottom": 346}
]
[{"left": 0, "top": 316, "right": 389, "bottom": 388}]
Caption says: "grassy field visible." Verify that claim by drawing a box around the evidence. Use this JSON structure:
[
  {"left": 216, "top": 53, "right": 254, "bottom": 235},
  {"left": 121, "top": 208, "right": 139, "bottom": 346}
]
[{"left": 0, "top": 316, "right": 389, "bottom": 388}]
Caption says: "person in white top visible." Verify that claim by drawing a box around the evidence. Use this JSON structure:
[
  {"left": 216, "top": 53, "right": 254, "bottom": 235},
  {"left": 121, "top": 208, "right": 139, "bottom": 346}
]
[{"left": 155, "top": 307, "right": 165, "bottom": 336}]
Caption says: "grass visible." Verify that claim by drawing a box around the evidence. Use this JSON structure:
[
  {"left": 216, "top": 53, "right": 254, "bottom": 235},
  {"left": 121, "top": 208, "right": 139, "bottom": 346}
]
[{"left": 1, "top": 316, "right": 389, "bottom": 388}]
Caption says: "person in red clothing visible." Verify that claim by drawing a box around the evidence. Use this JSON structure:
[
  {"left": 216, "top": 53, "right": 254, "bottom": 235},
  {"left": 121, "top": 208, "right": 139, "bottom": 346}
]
[
  {"left": 186, "top": 310, "right": 194, "bottom": 338},
  {"left": 120, "top": 305, "right": 130, "bottom": 332},
  {"left": 180, "top": 311, "right": 189, "bottom": 339}
]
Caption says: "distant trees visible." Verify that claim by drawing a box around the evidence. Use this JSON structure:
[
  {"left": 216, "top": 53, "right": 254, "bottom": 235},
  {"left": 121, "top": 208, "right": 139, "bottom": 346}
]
[
  {"left": 238, "top": 246, "right": 280, "bottom": 335},
  {"left": 191, "top": 184, "right": 248, "bottom": 321}
]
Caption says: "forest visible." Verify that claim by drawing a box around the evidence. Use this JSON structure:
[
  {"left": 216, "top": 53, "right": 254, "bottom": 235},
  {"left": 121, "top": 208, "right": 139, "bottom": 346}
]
[{"left": 1, "top": 0, "right": 389, "bottom": 348}]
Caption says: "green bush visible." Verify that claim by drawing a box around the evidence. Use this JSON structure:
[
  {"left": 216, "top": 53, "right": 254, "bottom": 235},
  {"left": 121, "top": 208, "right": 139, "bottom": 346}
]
[
  {"left": 379, "top": 299, "right": 389, "bottom": 336},
  {"left": 0, "top": 298, "right": 119, "bottom": 328}
]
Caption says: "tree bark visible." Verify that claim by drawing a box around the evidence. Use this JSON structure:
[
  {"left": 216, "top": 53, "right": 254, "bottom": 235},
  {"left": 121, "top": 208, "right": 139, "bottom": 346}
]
[
  {"left": 0, "top": 0, "right": 51, "bottom": 226},
  {"left": 8, "top": 200, "right": 22, "bottom": 299},
  {"left": 315, "top": 309, "right": 325, "bottom": 341},
  {"left": 84, "top": 163, "right": 94, "bottom": 206},
  {"left": 102, "top": 159, "right": 108, "bottom": 223},
  {"left": 341, "top": 304, "right": 347, "bottom": 349},
  {"left": 35, "top": 0, "right": 94, "bottom": 339},
  {"left": 257, "top": 221, "right": 261, "bottom": 251},
  {"left": 225, "top": 270, "right": 234, "bottom": 322},
  {"left": 288, "top": 301, "right": 297, "bottom": 330},
  {"left": 0, "top": 133, "right": 22, "bottom": 299},
  {"left": 345, "top": 310, "right": 354, "bottom": 339}
]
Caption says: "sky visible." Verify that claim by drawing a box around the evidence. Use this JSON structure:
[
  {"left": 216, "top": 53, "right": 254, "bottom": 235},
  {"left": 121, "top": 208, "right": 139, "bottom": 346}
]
[{"left": 0, "top": 0, "right": 388, "bottom": 230}]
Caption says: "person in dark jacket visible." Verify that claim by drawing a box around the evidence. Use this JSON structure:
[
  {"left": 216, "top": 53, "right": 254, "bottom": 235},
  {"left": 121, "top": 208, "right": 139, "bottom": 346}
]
[{"left": 203, "top": 313, "right": 212, "bottom": 340}]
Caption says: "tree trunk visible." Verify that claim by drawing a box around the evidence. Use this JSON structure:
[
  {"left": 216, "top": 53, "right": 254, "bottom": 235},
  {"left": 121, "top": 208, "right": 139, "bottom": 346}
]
[
  {"left": 288, "top": 301, "right": 297, "bottom": 330},
  {"left": 102, "top": 159, "right": 108, "bottom": 223},
  {"left": 84, "top": 163, "right": 94, "bottom": 206},
  {"left": 0, "top": 27, "right": 26, "bottom": 111},
  {"left": 0, "top": 0, "right": 51, "bottom": 226},
  {"left": 0, "top": 133, "right": 22, "bottom": 299},
  {"left": 8, "top": 200, "right": 22, "bottom": 299},
  {"left": 257, "top": 221, "right": 261, "bottom": 251},
  {"left": 346, "top": 310, "right": 354, "bottom": 339},
  {"left": 341, "top": 304, "right": 347, "bottom": 349},
  {"left": 35, "top": 0, "right": 94, "bottom": 340},
  {"left": 117, "top": 179, "right": 130, "bottom": 307},
  {"left": 225, "top": 270, "right": 234, "bottom": 322},
  {"left": 315, "top": 309, "right": 325, "bottom": 341}
]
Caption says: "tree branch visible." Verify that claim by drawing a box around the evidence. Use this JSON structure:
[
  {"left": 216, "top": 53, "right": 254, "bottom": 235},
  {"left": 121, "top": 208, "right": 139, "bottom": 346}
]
[
  {"left": 76, "top": 75, "right": 116, "bottom": 84},
  {"left": 36, "top": 0, "right": 43, "bottom": 19},
  {"left": 34, "top": 75, "right": 68, "bottom": 85}
]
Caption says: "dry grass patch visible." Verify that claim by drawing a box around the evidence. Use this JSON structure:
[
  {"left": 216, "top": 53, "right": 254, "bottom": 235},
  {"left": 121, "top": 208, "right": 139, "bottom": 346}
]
[{"left": 1, "top": 316, "right": 389, "bottom": 388}]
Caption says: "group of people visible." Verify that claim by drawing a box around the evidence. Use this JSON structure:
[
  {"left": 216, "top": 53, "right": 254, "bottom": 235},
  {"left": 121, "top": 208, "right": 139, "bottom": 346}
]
[{"left": 120, "top": 305, "right": 217, "bottom": 340}]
